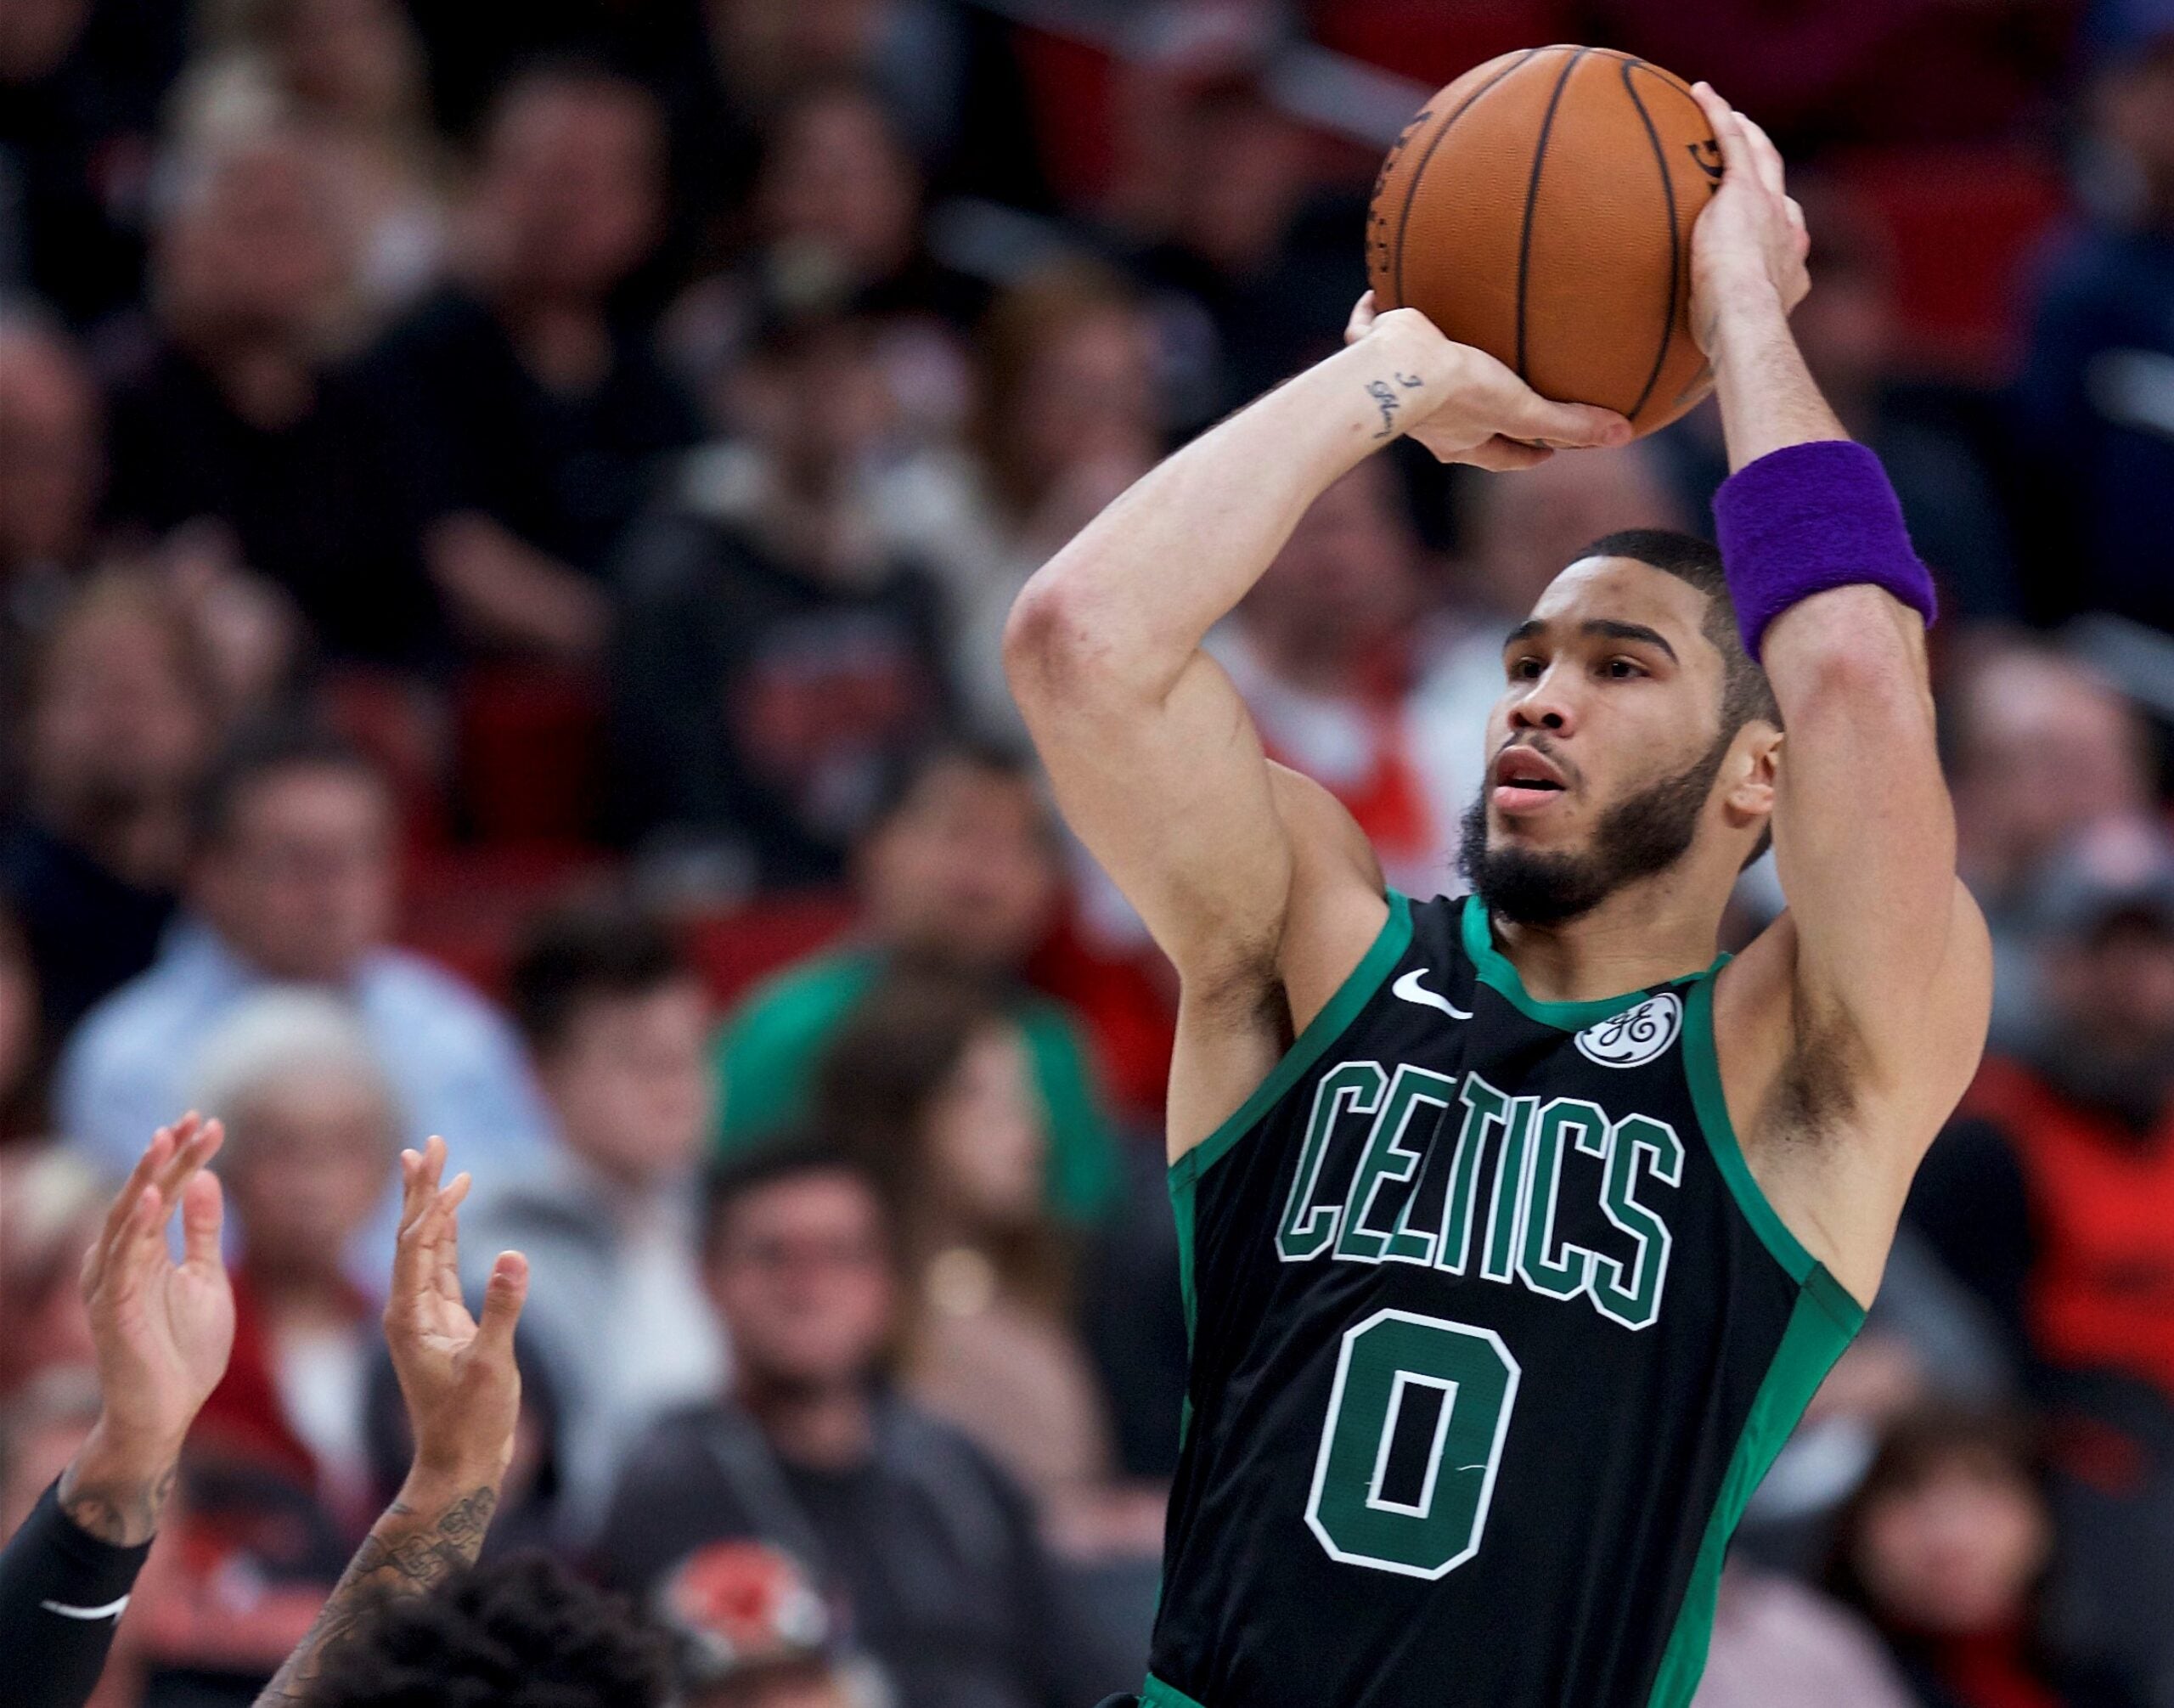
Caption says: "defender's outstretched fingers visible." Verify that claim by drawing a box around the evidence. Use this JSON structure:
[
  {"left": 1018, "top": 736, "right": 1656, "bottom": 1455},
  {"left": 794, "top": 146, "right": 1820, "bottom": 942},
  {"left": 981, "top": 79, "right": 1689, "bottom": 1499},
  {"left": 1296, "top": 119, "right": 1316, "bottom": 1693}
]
[
  {"left": 180, "top": 1170, "right": 225, "bottom": 1273},
  {"left": 475, "top": 1251, "right": 529, "bottom": 1358}
]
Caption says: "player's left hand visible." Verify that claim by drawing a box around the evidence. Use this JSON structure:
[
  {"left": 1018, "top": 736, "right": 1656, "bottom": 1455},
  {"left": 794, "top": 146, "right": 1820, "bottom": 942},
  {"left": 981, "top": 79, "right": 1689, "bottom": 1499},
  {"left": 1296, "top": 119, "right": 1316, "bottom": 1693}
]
[{"left": 1686, "top": 83, "right": 1810, "bottom": 353}]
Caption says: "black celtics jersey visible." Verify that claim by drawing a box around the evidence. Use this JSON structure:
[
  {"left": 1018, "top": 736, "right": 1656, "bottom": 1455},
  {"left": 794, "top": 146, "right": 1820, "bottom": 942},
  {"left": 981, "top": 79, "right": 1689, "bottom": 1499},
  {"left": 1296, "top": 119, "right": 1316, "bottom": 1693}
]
[{"left": 1146, "top": 892, "right": 1866, "bottom": 1708}]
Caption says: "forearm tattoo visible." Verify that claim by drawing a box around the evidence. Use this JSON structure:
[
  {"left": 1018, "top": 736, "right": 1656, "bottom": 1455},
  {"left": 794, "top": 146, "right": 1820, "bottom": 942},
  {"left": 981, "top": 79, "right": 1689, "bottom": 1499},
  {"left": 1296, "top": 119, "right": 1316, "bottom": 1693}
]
[
  {"left": 58, "top": 1461, "right": 177, "bottom": 1547},
  {"left": 252, "top": 1485, "right": 498, "bottom": 1706},
  {"left": 1366, "top": 371, "right": 1427, "bottom": 439}
]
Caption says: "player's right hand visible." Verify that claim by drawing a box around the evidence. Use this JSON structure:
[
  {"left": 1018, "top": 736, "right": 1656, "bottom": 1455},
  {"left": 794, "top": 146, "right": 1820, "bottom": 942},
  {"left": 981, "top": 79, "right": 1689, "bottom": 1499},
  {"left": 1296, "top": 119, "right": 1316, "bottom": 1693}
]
[
  {"left": 384, "top": 1136, "right": 528, "bottom": 1488},
  {"left": 1343, "top": 291, "right": 1630, "bottom": 470},
  {"left": 1686, "top": 83, "right": 1811, "bottom": 352}
]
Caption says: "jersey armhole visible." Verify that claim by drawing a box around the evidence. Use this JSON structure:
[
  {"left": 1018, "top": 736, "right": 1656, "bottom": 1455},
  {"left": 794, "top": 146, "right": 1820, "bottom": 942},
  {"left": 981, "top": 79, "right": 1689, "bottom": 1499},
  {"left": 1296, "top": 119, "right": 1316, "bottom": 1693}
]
[
  {"left": 1169, "top": 889, "right": 1415, "bottom": 1192},
  {"left": 1680, "top": 975, "right": 1868, "bottom": 1334}
]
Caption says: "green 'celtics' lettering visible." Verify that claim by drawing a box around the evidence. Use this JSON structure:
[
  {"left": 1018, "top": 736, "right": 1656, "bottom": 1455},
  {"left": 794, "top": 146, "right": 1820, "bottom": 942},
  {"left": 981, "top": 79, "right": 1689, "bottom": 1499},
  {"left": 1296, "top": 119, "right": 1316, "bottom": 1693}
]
[
  {"left": 1591, "top": 1113, "right": 1683, "bottom": 1331},
  {"left": 1276, "top": 1064, "right": 1685, "bottom": 1332},
  {"left": 1336, "top": 1066, "right": 1457, "bottom": 1264},
  {"left": 1279, "top": 1063, "right": 1388, "bottom": 1261},
  {"left": 1518, "top": 1097, "right": 1606, "bottom": 1300}
]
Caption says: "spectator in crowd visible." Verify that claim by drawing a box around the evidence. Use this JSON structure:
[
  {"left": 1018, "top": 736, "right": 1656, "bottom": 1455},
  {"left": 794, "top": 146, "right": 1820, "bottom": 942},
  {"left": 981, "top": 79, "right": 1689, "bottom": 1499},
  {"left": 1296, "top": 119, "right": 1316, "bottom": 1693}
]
[
  {"left": 0, "top": 1147, "right": 103, "bottom": 1397},
  {"left": 1209, "top": 457, "right": 1466, "bottom": 899},
  {"left": 57, "top": 721, "right": 551, "bottom": 1230},
  {"left": 1907, "top": 814, "right": 2174, "bottom": 1703},
  {"left": 172, "top": 0, "right": 449, "bottom": 330},
  {"left": 945, "top": 262, "right": 1163, "bottom": 736},
  {"left": 0, "top": 0, "right": 190, "bottom": 324},
  {"left": 607, "top": 303, "right": 955, "bottom": 890},
  {"left": 1909, "top": 814, "right": 2174, "bottom": 1401},
  {"left": 461, "top": 899, "right": 726, "bottom": 1544},
  {"left": 0, "top": 902, "right": 48, "bottom": 1139},
  {"left": 808, "top": 967, "right": 1155, "bottom": 1555},
  {"left": 2015, "top": 14, "right": 2174, "bottom": 631},
  {"left": 1120, "top": 70, "right": 1355, "bottom": 426},
  {"left": 1824, "top": 1406, "right": 2146, "bottom": 1708},
  {"left": 1, "top": 569, "right": 216, "bottom": 1039},
  {"left": 183, "top": 993, "right": 397, "bottom": 1535},
  {"left": 1941, "top": 640, "right": 2155, "bottom": 1051},
  {"left": 1691, "top": 1560, "right": 1918, "bottom": 1708},
  {"left": 712, "top": 739, "right": 1118, "bottom": 1223},
  {"left": 1657, "top": 181, "right": 2019, "bottom": 620},
  {"left": 0, "top": 310, "right": 102, "bottom": 656},
  {"left": 101, "top": 124, "right": 436, "bottom": 666},
  {"left": 361, "top": 61, "right": 701, "bottom": 660},
  {"left": 597, "top": 1144, "right": 1085, "bottom": 1708},
  {"left": 722, "top": 78, "right": 983, "bottom": 415},
  {"left": 649, "top": 1536, "right": 869, "bottom": 1708}
]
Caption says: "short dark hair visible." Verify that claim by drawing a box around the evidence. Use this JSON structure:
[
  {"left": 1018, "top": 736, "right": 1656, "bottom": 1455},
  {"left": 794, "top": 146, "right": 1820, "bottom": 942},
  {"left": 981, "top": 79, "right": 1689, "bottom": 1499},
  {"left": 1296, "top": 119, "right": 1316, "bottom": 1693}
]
[
  {"left": 508, "top": 899, "right": 693, "bottom": 1056},
  {"left": 699, "top": 1135, "right": 885, "bottom": 1264},
  {"left": 865, "top": 735, "right": 1045, "bottom": 838},
  {"left": 300, "top": 1553, "right": 673, "bottom": 1708},
  {"left": 189, "top": 720, "right": 385, "bottom": 851},
  {"left": 1575, "top": 529, "right": 1781, "bottom": 736}
]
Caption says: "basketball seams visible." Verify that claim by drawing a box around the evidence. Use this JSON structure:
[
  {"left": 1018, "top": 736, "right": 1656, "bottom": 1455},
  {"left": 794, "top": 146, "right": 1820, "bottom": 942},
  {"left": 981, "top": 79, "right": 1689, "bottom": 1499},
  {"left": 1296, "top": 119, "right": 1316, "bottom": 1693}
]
[
  {"left": 1514, "top": 46, "right": 1591, "bottom": 383},
  {"left": 1619, "top": 60, "right": 1681, "bottom": 424},
  {"left": 1390, "top": 48, "right": 1544, "bottom": 311}
]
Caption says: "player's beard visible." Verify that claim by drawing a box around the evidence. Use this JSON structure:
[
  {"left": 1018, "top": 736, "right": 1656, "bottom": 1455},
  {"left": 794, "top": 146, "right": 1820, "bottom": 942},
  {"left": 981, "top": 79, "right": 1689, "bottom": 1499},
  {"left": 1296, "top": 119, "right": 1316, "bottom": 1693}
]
[{"left": 1458, "top": 727, "right": 1732, "bottom": 927}]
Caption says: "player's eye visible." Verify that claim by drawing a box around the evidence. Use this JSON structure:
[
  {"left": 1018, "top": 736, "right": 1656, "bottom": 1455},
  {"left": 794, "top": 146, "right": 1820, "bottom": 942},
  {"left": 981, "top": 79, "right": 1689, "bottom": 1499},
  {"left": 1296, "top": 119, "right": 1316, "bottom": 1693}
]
[
  {"left": 1507, "top": 655, "right": 1544, "bottom": 681},
  {"left": 1601, "top": 657, "right": 1647, "bottom": 679}
]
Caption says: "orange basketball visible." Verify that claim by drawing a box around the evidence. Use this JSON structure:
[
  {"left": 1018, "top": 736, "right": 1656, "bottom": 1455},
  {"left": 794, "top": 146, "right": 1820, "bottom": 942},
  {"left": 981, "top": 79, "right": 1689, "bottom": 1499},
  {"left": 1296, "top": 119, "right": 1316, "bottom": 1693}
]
[{"left": 1366, "top": 45, "right": 1723, "bottom": 437}]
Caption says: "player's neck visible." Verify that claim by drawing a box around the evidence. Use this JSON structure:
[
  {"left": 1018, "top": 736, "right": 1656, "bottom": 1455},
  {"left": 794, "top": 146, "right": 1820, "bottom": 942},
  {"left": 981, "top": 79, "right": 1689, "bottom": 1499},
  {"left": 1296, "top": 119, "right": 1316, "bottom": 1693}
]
[{"left": 1484, "top": 874, "right": 1724, "bottom": 1006}]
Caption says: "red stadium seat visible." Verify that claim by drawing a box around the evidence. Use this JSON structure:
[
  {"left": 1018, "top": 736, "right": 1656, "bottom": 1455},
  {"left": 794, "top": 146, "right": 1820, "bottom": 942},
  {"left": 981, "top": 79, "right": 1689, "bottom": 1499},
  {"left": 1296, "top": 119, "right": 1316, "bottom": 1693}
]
[
  {"left": 683, "top": 893, "right": 858, "bottom": 1011},
  {"left": 1830, "top": 144, "right": 2069, "bottom": 378},
  {"left": 454, "top": 663, "right": 606, "bottom": 848}
]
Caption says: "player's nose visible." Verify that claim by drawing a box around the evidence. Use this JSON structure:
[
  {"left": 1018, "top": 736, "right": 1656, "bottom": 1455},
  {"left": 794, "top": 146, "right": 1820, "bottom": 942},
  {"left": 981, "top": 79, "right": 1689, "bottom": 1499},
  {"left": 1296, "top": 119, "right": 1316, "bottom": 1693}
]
[{"left": 1509, "top": 679, "right": 1576, "bottom": 736}]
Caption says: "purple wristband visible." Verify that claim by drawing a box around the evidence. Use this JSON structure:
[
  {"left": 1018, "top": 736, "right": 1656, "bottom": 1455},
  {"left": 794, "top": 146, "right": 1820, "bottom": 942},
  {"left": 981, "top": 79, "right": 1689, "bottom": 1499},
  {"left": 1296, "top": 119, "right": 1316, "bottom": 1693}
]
[{"left": 1712, "top": 439, "right": 1935, "bottom": 662}]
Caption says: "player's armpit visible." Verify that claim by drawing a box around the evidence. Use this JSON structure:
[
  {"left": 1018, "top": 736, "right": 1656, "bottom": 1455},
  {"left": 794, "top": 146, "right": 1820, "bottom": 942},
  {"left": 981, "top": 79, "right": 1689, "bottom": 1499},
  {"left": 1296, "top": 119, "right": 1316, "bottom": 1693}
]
[{"left": 1714, "top": 882, "right": 1991, "bottom": 1302}]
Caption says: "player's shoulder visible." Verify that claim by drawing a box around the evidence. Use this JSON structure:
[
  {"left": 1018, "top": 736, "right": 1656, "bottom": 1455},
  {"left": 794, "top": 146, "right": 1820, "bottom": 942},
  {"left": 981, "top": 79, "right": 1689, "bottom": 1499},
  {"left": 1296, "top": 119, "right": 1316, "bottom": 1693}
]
[{"left": 1265, "top": 764, "right": 1400, "bottom": 1033}]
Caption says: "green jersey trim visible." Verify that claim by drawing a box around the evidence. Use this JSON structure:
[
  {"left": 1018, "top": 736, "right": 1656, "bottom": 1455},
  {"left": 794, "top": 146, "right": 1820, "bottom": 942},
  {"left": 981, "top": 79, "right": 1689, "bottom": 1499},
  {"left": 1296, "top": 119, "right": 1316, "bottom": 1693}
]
[
  {"left": 1681, "top": 976, "right": 1869, "bottom": 1334},
  {"left": 1143, "top": 1672, "right": 1207, "bottom": 1708},
  {"left": 1168, "top": 889, "right": 1414, "bottom": 1350},
  {"left": 1460, "top": 897, "right": 1727, "bottom": 1031},
  {"left": 1642, "top": 1286, "right": 1860, "bottom": 1708}
]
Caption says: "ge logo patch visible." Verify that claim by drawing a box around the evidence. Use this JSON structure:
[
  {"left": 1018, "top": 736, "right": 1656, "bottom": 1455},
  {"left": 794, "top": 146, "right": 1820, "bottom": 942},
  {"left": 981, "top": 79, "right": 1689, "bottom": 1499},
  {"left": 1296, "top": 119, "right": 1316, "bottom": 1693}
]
[{"left": 1574, "top": 991, "right": 1682, "bottom": 1069}]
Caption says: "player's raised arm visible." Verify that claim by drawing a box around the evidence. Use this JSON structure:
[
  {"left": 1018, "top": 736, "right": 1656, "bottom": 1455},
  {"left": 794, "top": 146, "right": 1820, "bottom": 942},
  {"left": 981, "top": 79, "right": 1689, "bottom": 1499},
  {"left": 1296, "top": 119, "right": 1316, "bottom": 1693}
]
[
  {"left": 1004, "top": 301, "right": 1629, "bottom": 1008},
  {"left": 1688, "top": 86, "right": 1991, "bottom": 1148}
]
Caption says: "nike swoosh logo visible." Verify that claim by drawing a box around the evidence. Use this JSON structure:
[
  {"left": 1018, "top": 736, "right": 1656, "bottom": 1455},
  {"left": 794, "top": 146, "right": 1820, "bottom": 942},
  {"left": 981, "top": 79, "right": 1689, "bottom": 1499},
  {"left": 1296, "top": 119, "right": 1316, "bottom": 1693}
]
[
  {"left": 42, "top": 1594, "right": 131, "bottom": 1621},
  {"left": 1392, "top": 969, "right": 1471, "bottom": 1020}
]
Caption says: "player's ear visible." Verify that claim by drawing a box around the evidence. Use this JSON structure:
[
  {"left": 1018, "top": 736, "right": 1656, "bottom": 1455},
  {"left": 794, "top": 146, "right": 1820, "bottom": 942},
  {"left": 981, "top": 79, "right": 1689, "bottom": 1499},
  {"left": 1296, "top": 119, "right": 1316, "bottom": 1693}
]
[{"left": 1721, "top": 724, "right": 1781, "bottom": 829}]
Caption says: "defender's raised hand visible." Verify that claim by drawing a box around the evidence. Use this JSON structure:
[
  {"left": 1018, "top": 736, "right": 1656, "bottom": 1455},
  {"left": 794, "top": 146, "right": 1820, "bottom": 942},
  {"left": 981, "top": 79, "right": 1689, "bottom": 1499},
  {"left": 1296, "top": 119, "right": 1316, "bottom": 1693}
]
[
  {"left": 1687, "top": 82, "right": 1811, "bottom": 352},
  {"left": 1343, "top": 291, "right": 1630, "bottom": 470},
  {"left": 59, "top": 1113, "right": 234, "bottom": 1545},
  {"left": 385, "top": 1136, "right": 528, "bottom": 1485},
  {"left": 253, "top": 1141, "right": 528, "bottom": 1707}
]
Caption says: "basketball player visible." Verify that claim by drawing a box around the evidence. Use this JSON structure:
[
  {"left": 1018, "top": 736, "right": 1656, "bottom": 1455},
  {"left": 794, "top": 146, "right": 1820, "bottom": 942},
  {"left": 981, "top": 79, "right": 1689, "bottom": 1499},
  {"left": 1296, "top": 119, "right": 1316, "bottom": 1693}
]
[{"left": 1004, "top": 85, "right": 1990, "bottom": 1708}]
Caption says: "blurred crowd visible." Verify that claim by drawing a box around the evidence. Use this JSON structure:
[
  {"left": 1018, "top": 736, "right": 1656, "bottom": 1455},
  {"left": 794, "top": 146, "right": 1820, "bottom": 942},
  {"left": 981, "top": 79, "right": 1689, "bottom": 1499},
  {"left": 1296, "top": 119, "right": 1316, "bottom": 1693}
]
[{"left": 3, "top": 0, "right": 2174, "bottom": 1705}]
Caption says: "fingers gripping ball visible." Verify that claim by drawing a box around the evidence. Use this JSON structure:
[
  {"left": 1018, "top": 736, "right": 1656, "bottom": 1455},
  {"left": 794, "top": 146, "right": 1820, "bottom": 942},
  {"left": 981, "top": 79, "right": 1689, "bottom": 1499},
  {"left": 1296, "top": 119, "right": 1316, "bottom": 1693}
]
[{"left": 1368, "top": 45, "right": 1721, "bottom": 437}]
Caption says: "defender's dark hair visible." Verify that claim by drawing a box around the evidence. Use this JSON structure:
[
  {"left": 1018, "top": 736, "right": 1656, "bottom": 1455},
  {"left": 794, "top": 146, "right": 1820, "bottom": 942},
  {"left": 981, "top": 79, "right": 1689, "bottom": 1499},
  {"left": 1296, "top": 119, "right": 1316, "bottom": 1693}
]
[
  {"left": 1576, "top": 529, "right": 1782, "bottom": 737},
  {"left": 508, "top": 899, "right": 692, "bottom": 1055},
  {"left": 299, "top": 1553, "right": 673, "bottom": 1708},
  {"left": 189, "top": 720, "right": 384, "bottom": 851}
]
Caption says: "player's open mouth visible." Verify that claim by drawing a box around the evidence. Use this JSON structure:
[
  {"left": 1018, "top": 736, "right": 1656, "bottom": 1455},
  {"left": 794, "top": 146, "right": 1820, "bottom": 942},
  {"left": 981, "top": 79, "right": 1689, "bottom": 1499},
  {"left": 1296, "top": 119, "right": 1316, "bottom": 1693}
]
[{"left": 1492, "top": 747, "right": 1569, "bottom": 815}]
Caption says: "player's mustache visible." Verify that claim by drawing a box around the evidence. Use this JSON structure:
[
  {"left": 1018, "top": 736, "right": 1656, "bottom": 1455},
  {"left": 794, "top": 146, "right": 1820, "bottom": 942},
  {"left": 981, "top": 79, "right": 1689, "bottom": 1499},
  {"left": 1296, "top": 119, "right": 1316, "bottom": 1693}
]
[{"left": 1495, "top": 733, "right": 1581, "bottom": 791}]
